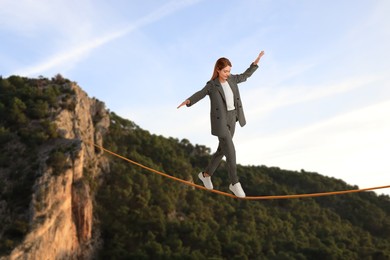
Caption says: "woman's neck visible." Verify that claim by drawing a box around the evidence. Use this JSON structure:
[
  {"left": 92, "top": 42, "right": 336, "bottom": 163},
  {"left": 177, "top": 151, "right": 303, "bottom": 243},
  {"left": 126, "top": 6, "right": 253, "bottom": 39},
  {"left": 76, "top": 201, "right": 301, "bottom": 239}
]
[{"left": 219, "top": 77, "right": 226, "bottom": 83}]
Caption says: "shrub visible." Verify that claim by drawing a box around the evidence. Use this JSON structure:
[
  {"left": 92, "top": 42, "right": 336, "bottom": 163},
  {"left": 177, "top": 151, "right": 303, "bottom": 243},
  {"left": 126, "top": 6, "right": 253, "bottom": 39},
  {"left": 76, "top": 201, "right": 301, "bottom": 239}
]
[
  {"left": 47, "top": 150, "right": 68, "bottom": 175},
  {"left": 28, "top": 99, "right": 49, "bottom": 119}
]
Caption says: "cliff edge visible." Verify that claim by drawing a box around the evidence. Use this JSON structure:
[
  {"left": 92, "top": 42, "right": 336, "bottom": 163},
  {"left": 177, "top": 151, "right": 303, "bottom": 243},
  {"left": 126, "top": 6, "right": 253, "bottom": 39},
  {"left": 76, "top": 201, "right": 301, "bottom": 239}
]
[{"left": 0, "top": 77, "right": 109, "bottom": 260}]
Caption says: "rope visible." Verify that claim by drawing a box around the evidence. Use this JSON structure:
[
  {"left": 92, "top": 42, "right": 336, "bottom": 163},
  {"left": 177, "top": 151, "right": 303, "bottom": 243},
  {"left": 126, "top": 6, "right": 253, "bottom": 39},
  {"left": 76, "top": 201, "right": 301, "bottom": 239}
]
[{"left": 89, "top": 142, "right": 390, "bottom": 200}]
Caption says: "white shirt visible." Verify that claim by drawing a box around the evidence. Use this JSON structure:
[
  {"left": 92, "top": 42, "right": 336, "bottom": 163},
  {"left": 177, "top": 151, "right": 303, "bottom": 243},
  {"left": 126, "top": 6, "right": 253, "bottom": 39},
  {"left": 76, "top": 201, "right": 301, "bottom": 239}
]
[{"left": 221, "top": 81, "right": 235, "bottom": 111}]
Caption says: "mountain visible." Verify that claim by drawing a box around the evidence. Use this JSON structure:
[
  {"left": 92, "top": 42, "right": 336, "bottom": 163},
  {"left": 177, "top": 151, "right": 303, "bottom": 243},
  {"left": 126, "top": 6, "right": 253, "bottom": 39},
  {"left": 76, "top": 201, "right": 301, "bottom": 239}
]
[{"left": 0, "top": 75, "right": 389, "bottom": 260}]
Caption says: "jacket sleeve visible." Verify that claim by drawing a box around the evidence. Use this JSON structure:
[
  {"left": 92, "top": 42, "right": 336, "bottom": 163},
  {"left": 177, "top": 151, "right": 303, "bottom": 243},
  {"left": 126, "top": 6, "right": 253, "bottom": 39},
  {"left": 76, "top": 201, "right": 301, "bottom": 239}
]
[
  {"left": 232, "top": 63, "right": 259, "bottom": 84},
  {"left": 186, "top": 81, "right": 212, "bottom": 107}
]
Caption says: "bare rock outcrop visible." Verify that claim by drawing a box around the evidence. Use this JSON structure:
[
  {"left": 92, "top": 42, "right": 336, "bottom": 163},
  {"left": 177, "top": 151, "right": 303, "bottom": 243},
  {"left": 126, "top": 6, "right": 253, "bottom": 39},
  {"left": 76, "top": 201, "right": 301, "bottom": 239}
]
[{"left": 6, "top": 83, "right": 110, "bottom": 260}]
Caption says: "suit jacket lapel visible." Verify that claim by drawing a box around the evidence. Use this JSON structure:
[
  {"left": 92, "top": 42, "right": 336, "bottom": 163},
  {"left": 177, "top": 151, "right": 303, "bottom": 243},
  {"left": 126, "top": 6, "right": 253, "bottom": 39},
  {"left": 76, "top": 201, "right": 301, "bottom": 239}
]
[{"left": 213, "top": 78, "right": 226, "bottom": 102}]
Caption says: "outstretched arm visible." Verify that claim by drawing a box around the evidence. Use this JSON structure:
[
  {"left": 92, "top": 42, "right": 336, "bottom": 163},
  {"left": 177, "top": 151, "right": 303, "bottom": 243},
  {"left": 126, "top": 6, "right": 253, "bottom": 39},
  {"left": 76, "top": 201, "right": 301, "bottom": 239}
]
[
  {"left": 234, "top": 51, "right": 265, "bottom": 83},
  {"left": 253, "top": 50, "right": 265, "bottom": 65},
  {"left": 177, "top": 82, "right": 211, "bottom": 109}
]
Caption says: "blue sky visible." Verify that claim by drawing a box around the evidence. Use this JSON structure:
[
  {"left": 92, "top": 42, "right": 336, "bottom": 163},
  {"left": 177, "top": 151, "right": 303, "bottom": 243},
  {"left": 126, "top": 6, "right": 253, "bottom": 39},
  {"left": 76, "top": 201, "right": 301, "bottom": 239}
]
[{"left": 1, "top": 0, "right": 390, "bottom": 195}]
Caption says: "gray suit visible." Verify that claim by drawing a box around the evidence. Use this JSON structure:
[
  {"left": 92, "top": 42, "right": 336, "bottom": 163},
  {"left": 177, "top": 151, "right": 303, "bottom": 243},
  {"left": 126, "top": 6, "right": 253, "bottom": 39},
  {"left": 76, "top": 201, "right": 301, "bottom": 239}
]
[{"left": 186, "top": 63, "right": 259, "bottom": 184}]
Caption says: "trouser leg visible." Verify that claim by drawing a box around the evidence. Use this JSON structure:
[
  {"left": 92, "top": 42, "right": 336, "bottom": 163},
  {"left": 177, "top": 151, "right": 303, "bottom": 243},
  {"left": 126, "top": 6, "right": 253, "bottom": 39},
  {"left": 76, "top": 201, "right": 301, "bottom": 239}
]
[
  {"left": 204, "top": 110, "right": 238, "bottom": 184},
  {"left": 204, "top": 142, "right": 225, "bottom": 176},
  {"left": 221, "top": 133, "right": 238, "bottom": 184}
]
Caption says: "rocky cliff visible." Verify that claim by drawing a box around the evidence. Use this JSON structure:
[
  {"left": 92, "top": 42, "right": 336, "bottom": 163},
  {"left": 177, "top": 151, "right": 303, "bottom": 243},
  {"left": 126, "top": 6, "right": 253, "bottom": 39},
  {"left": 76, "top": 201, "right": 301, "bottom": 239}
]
[{"left": 2, "top": 82, "right": 110, "bottom": 260}]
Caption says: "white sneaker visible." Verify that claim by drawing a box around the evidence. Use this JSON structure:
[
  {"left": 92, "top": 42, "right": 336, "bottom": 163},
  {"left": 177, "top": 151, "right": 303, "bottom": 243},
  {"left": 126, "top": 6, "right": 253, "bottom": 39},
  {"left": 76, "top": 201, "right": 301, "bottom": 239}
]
[
  {"left": 198, "top": 172, "right": 213, "bottom": 190},
  {"left": 229, "top": 182, "right": 246, "bottom": 198}
]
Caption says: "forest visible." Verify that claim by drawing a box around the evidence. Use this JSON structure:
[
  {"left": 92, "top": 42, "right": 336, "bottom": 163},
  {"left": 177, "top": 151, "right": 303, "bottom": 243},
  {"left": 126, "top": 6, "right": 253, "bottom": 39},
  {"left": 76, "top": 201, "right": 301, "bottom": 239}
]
[
  {"left": 97, "top": 112, "right": 390, "bottom": 259},
  {"left": 0, "top": 75, "right": 390, "bottom": 259}
]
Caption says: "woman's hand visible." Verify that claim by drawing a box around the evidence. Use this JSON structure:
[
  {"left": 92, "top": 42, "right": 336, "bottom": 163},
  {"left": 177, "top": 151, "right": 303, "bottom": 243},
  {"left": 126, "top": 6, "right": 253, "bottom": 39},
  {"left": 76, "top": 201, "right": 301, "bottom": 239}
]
[
  {"left": 177, "top": 99, "right": 190, "bottom": 109},
  {"left": 253, "top": 50, "right": 265, "bottom": 65}
]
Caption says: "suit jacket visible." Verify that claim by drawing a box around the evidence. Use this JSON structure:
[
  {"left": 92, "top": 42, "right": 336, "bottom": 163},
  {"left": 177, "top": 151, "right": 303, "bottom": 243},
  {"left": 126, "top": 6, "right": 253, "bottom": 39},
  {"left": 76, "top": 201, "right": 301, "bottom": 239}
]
[{"left": 187, "top": 63, "right": 258, "bottom": 137}]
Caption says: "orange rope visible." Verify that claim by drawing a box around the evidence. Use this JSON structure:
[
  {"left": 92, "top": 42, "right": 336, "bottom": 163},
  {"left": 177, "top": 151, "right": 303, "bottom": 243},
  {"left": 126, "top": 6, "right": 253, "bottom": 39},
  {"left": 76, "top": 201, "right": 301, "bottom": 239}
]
[{"left": 90, "top": 142, "right": 390, "bottom": 200}]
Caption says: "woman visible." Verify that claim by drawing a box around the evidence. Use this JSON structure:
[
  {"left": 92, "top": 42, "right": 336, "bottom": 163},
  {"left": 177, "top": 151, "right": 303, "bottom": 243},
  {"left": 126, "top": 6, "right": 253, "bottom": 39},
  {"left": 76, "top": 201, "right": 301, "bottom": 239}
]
[{"left": 177, "top": 51, "right": 265, "bottom": 198}]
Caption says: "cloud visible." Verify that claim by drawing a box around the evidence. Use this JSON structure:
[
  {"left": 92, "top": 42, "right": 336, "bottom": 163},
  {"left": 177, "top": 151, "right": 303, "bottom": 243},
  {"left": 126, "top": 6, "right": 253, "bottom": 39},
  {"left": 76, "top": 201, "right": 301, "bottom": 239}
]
[
  {"left": 10, "top": 0, "right": 202, "bottom": 77},
  {"left": 0, "top": 0, "right": 94, "bottom": 37},
  {"left": 237, "top": 99, "right": 390, "bottom": 186},
  {"left": 244, "top": 74, "right": 381, "bottom": 120},
  {"left": 12, "top": 29, "right": 128, "bottom": 76}
]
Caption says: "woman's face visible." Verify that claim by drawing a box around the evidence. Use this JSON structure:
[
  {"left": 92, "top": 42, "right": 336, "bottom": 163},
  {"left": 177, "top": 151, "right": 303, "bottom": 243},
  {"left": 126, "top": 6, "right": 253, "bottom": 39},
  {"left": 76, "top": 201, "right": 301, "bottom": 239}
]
[{"left": 218, "top": 66, "right": 231, "bottom": 82}]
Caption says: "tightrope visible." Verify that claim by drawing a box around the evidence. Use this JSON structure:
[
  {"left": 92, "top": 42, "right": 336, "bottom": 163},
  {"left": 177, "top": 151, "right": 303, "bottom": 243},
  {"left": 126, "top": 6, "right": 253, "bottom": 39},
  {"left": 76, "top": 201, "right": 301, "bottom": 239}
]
[{"left": 89, "top": 142, "right": 390, "bottom": 200}]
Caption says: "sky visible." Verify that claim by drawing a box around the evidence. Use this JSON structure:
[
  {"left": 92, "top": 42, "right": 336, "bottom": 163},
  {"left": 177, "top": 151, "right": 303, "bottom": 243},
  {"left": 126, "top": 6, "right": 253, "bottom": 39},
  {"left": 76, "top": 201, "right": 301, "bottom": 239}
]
[{"left": 1, "top": 0, "right": 390, "bottom": 196}]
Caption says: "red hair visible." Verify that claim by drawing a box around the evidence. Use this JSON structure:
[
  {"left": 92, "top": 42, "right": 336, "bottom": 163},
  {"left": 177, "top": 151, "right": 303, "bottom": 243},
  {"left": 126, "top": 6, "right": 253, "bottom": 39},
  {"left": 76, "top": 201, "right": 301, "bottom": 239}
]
[{"left": 211, "top": 57, "right": 232, "bottom": 80}]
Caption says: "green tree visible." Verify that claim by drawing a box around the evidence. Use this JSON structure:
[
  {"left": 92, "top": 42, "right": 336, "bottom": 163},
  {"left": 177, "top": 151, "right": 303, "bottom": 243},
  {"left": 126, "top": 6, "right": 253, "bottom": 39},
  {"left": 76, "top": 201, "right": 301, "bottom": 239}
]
[{"left": 9, "top": 97, "right": 27, "bottom": 125}]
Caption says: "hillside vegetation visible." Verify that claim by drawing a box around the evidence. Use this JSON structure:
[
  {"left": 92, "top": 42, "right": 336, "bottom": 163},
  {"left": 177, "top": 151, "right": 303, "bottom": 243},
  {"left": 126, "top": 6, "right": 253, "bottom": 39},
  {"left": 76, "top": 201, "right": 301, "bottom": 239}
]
[
  {"left": 0, "top": 75, "right": 389, "bottom": 259},
  {"left": 97, "top": 113, "right": 390, "bottom": 259}
]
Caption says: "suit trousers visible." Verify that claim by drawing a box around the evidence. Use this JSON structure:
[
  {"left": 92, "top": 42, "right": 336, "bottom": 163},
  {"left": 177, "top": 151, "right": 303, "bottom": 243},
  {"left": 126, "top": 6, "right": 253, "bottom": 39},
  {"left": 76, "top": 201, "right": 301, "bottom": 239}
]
[{"left": 205, "top": 109, "right": 239, "bottom": 185}]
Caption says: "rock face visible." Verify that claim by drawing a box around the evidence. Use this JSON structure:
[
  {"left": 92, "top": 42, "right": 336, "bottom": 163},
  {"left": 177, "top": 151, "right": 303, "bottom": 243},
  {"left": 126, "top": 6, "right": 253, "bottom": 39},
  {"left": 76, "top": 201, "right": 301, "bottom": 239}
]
[{"left": 6, "top": 83, "right": 110, "bottom": 260}]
